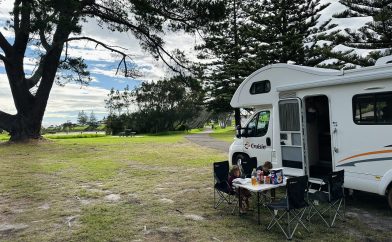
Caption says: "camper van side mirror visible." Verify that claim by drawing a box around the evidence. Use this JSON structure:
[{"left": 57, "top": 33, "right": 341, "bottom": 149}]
[
  {"left": 241, "top": 127, "right": 250, "bottom": 138},
  {"left": 236, "top": 125, "right": 242, "bottom": 138}
]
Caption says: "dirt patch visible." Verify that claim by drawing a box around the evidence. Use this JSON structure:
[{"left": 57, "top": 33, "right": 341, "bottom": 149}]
[
  {"left": 184, "top": 214, "right": 204, "bottom": 221},
  {"left": 143, "top": 225, "right": 184, "bottom": 242},
  {"left": 176, "top": 188, "right": 196, "bottom": 195},
  {"left": 38, "top": 203, "right": 50, "bottom": 210},
  {"left": 159, "top": 198, "right": 174, "bottom": 204},
  {"left": 65, "top": 215, "right": 80, "bottom": 228},
  {"left": 0, "top": 223, "right": 29, "bottom": 235},
  {"left": 79, "top": 199, "right": 95, "bottom": 205},
  {"left": 347, "top": 208, "right": 392, "bottom": 232},
  {"left": 105, "top": 194, "right": 121, "bottom": 202}
]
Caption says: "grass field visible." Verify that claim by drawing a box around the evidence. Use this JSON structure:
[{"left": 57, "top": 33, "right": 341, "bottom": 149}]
[
  {"left": 209, "top": 127, "right": 236, "bottom": 142},
  {"left": 0, "top": 134, "right": 391, "bottom": 241}
]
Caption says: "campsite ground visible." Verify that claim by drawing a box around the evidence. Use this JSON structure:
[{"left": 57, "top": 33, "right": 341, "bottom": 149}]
[{"left": 0, "top": 132, "right": 391, "bottom": 241}]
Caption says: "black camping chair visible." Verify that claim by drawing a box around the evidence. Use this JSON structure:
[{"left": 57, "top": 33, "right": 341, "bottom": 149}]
[
  {"left": 308, "top": 170, "right": 345, "bottom": 227},
  {"left": 266, "top": 175, "right": 309, "bottom": 240},
  {"left": 213, "top": 161, "right": 236, "bottom": 209},
  {"left": 240, "top": 157, "right": 257, "bottom": 178}
]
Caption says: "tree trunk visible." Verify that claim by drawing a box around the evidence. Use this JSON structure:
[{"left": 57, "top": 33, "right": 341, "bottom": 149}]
[
  {"left": 9, "top": 114, "right": 42, "bottom": 142},
  {"left": 0, "top": 110, "right": 42, "bottom": 142}
]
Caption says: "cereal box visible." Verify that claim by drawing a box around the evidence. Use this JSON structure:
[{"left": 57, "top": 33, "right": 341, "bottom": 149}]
[{"left": 270, "top": 168, "right": 284, "bottom": 184}]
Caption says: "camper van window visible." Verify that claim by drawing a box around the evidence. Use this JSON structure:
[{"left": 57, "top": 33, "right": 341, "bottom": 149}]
[
  {"left": 250, "top": 80, "right": 271, "bottom": 95},
  {"left": 353, "top": 91, "right": 392, "bottom": 125},
  {"left": 246, "top": 114, "right": 258, "bottom": 136},
  {"left": 244, "top": 111, "right": 270, "bottom": 137},
  {"left": 256, "top": 111, "right": 270, "bottom": 136}
]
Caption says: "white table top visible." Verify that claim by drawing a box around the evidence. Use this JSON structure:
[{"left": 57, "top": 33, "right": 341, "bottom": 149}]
[{"left": 232, "top": 179, "right": 286, "bottom": 192}]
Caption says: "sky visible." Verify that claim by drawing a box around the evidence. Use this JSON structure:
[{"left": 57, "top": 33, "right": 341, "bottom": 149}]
[{"left": 0, "top": 0, "right": 372, "bottom": 127}]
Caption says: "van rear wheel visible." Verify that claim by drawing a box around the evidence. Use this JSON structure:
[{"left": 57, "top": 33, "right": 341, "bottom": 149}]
[
  {"left": 233, "top": 153, "right": 249, "bottom": 166},
  {"left": 388, "top": 186, "right": 392, "bottom": 210}
]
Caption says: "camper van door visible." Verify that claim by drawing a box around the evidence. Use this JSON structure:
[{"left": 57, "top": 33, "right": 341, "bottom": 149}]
[
  {"left": 242, "top": 110, "right": 273, "bottom": 163},
  {"left": 278, "top": 98, "right": 306, "bottom": 176}
]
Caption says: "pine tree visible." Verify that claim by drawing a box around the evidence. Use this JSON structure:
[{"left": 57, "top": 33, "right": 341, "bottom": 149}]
[
  {"left": 335, "top": 0, "right": 392, "bottom": 49},
  {"left": 196, "top": 0, "right": 266, "bottom": 125},
  {"left": 244, "top": 0, "right": 331, "bottom": 66},
  {"left": 89, "top": 111, "right": 98, "bottom": 129},
  {"left": 77, "top": 111, "right": 88, "bottom": 126}
]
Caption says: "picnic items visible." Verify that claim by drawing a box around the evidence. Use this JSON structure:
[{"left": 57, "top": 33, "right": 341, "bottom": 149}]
[
  {"left": 233, "top": 178, "right": 251, "bottom": 185},
  {"left": 233, "top": 169, "right": 285, "bottom": 185},
  {"left": 251, "top": 168, "right": 257, "bottom": 186},
  {"left": 270, "top": 168, "right": 284, "bottom": 184}
]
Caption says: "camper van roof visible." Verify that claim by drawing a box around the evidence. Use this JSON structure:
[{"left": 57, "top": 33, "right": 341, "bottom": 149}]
[
  {"left": 231, "top": 63, "right": 392, "bottom": 108},
  {"left": 277, "top": 63, "right": 392, "bottom": 92},
  {"left": 231, "top": 64, "right": 343, "bottom": 107}
]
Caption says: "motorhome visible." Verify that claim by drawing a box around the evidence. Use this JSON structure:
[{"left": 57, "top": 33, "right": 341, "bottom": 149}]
[{"left": 229, "top": 62, "right": 392, "bottom": 208}]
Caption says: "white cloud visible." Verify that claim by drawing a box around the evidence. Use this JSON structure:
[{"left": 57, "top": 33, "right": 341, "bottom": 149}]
[
  {"left": 0, "top": 74, "right": 16, "bottom": 114},
  {"left": 0, "top": 73, "right": 109, "bottom": 123}
]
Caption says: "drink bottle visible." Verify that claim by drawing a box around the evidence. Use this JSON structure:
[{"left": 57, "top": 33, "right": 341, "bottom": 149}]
[{"left": 251, "top": 168, "right": 257, "bottom": 186}]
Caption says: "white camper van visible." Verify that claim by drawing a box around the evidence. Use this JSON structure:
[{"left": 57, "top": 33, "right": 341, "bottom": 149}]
[{"left": 229, "top": 63, "right": 392, "bottom": 208}]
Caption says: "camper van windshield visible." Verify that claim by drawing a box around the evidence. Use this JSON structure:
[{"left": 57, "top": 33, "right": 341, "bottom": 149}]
[{"left": 245, "top": 111, "right": 270, "bottom": 137}]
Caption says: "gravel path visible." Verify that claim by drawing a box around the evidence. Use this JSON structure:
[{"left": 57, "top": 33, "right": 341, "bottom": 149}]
[{"left": 185, "top": 128, "right": 230, "bottom": 153}]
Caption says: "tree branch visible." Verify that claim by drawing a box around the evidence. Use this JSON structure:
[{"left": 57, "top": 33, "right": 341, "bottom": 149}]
[
  {"left": 83, "top": 4, "right": 190, "bottom": 72},
  {"left": 66, "top": 36, "right": 139, "bottom": 77},
  {"left": 0, "top": 110, "right": 15, "bottom": 132},
  {"left": 0, "top": 31, "right": 12, "bottom": 55},
  {"left": 14, "top": 0, "right": 31, "bottom": 52},
  {"left": 26, "top": 58, "right": 44, "bottom": 88},
  {"left": 0, "top": 54, "right": 8, "bottom": 63},
  {"left": 13, "top": 0, "right": 22, "bottom": 33},
  {"left": 39, "top": 29, "right": 51, "bottom": 51}
]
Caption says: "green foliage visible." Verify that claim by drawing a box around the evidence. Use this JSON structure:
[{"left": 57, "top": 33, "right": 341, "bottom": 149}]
[
  {"left": 106, "top": 76, "right": 207, "bottom": 134},
  {"left": 331, "top": 0, "right": 392, "bottom": 66},
  {"left": 77, "top": 110, "right": 89, "bottom": 125},
  {"left": 244, "top": 0, "right": 331, "bottom": 65},
  {"left": 88, "top": 111, "right": 99, "bottom": 130}
]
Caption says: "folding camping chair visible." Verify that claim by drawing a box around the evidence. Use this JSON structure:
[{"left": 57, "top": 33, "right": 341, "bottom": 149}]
[
  {"left": 308, "top": 170, "right": 345, "bottom": 227},
  {"left": 266, "top": 175, "right": 309, "bottom": 240},
  {"left": 213, "top": 161, "right": 236, "bottom": 209},
  {"left": 240, "top": 157, "right": 257, "bottom": 178}
]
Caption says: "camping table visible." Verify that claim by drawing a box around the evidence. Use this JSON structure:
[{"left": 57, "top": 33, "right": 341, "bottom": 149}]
[{"left": 233, "top": 180, "right": 286, "bottom": 225}]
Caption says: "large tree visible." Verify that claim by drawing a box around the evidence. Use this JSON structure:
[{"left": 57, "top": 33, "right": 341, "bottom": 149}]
[
  {"left": 196, "top": 0, "right": 259, "bottom": 128},
  {"left": 0, "top": 0, "right": 224, "bottom": 141}
]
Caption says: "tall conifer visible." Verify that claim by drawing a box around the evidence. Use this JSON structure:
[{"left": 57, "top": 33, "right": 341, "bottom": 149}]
[
  {"left": 196, "top": 0, "right": 257, "bottom": 125},
  {"left": 244, "top": 0, "right": 330, "bottom": 66},
  {"left": 335, "top": 0, "right": 392, "bottom": 49}
]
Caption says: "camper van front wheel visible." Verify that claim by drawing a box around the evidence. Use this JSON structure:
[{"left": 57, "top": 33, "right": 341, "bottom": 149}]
[
  {"left": 388, "top": 186, "right": 392, "bottom": 210},
  {"left": 233, "top": 153, "right": 249, "bottom": 166}
]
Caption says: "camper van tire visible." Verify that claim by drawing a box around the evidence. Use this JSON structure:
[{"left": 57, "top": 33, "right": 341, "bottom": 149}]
[
  {"left": 388, "top": 186, "right": 392, "bottom": 210},
  {"left": 233, "top": 153, "right": 249, "bottom": 166}
]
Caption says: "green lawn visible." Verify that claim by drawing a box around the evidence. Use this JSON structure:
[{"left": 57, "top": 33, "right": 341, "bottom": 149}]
[
  {"left": 0, "top": 134, "right": 391, "bottom": 241},
  {"left": 209, "top": 127, "right": 236, "bottom": 142}
]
